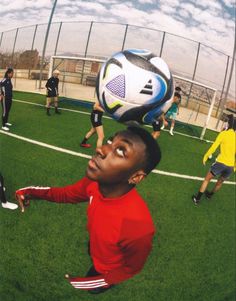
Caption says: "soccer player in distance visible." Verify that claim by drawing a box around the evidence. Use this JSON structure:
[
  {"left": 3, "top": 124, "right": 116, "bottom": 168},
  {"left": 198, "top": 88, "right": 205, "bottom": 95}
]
[
  {"left": 152, "top": 87, "right": 182, "bottom": 139},
  {"left": 151, "top": 114, "right": 165, "bottom": 140},
  {"left": 80, "top": 99, "right": 105, "bottom": 148},
  {"left": 0, "top": 67, "right": 14, "bottom": 131},
  {"left": 45, "top": 69, "right": 60, "bottom": 116},
  {"left": 15, "top": 126, "right": 161, "bottom": 294},
  {"left": 161, "top": 92, "right": 181, "bottom": 136},
  {"left": 0, "top": 173, "right": 18, "bottom": 210},
  {"left": 192, "top": 115, "right": 236, "bottom": 204}
]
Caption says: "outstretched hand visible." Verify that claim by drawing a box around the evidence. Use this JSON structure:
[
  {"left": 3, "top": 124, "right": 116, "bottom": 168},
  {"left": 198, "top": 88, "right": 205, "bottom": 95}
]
[{"left": 15, "top": 192, "right": 30, "bottom": 213}]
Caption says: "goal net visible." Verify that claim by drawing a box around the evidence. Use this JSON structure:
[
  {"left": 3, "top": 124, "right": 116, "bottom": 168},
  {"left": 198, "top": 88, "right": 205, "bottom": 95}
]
[
  {"left": 173, "top": 75, "right": 218, "bottom": 140},
  {"left": 49, "top": 55, "right": 104, "bottom": 84},
  {"left": 50, "top": 55, "right": 218, "bottom": 140}
]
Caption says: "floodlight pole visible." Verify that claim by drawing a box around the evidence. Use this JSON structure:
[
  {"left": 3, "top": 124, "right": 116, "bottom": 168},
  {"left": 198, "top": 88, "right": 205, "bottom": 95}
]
[{"left": 39, "top": 0, "right": 58, "bottom": 89}]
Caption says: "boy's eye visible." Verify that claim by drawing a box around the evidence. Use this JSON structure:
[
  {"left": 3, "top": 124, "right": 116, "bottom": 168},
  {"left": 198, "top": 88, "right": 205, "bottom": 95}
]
[{"left": 116, "top": 147, "right": 125, "bottom": 157}]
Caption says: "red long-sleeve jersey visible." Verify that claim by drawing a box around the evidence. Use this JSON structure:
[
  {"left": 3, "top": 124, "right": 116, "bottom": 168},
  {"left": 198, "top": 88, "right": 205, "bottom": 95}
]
[{"left": 17, "top": 177, "right": 155, "bottom": 288}]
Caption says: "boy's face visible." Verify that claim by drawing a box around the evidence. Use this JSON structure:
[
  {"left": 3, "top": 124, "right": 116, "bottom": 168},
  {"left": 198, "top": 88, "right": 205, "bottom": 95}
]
[
  {"left": 174, "top": 96, "right": 180, "bottom": 103},
  {"left": 86, "top": 131, "right": 146, "bottom": 185}
]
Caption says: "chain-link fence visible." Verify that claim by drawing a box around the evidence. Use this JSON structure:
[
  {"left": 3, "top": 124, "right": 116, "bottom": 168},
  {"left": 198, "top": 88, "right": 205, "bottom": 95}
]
[{"left": 0, "top": 21, "right": 235, "bottom": 115}]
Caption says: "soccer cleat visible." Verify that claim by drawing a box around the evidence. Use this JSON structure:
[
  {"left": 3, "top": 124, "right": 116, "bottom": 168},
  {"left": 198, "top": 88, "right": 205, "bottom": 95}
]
[
  {"left": 46, "top": 111, "right": 51, "bottom": 116},
  {"left": 161, "top": 125, "right": 165, "bottom": 130},
  {"left": 192, "top": 195, "right": 200, "bottom": 205},
  {"left": 80, "top": 143, "right": 91, "bottom": 148},
  {"left": 2, "top": 201, "right": 18, "bottom": 210},
  {"left": 5, "top": 123, "right": 12, "bottom": 126},
  {"left": 205, "top": 190, "right": 213, "bottom": 199},
  {"left": 1, "top": 126, "right": 9, "bottom": 131},
  {"left": 55, "top": 109, "right": 61, "bottom": 114},
  {"left": 169, "top": 131, "right": 174, "bottom": 136}
]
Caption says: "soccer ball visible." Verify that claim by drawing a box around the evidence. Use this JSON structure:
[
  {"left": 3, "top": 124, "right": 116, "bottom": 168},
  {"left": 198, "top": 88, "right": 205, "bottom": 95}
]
[{"left": 96, "top": 49, "right": 174, "bottom": 124}]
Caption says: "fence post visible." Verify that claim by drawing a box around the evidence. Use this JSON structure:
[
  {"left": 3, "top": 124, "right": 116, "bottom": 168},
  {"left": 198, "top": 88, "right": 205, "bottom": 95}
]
[
  {"left": 84, "top": 21, "right": 93, "bottom": 57},
  {"left": 0, "top": 32, "right": 3, "bottom": 49},
  {"left": 81, "top": 21, "right": 94, "bottom": 85},
  {"left": 28, "top": 24, "right": 38, "bottom": 79},
  {"left": 121, "top": 24, "right": 128, "bottom": 51},
  {"left": 54, "top": 22, "right": 62, "bottom": 56},
  {"left": 216, "top": 55, "right": 230, "bottom": 118},
  {"left": 31, "top": 24, "right": 38, "bottom": 50},
  {"left": 11, "top": 28, "right": 19, "bottom": 67},
  {"left": 216, "top": 37, "right": 236, "bottom": 129},
  {"left": 39, "top": 0, "right": 58, "bottom": 89},
  {"left": 186, "top": 42, "right": 200, "bottom": 107},
  {"left": 159, "top": 31, "right": 165, "bottom": 57}
]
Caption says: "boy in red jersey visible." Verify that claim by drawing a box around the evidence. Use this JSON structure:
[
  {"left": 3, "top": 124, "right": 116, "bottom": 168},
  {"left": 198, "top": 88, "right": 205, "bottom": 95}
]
[{"left": 15, "top": 126, "right": 161, "bottom": 294}]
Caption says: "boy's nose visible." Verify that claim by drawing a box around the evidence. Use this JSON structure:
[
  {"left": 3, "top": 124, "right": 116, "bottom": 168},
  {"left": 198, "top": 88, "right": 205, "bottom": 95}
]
[{"left": 95, "top": 143, "right": 111, "bottom": 159}]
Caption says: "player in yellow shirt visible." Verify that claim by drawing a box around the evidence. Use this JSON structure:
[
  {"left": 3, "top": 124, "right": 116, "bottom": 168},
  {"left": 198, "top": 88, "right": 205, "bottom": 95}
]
[{"left": 192, "top": 114, "right": 235, "bottom": 204}]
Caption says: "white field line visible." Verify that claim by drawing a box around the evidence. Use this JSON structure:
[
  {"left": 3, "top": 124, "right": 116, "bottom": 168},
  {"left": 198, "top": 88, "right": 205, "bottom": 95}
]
[
  {"left": 13, "top": 99, "right": 214, "bottom": 143},
  {"left": 0, "top": 130, "right": 91, "bottom": 159},
  {"left": 1, "top": 130, "right": 235, "bottom": 185}
]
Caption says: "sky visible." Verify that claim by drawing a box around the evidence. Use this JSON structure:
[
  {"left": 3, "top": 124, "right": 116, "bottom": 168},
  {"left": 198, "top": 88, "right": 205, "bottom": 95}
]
[
  {"left": 0, "top": 0, "right": 235, "bottom": 98},
  {"left": 0, "top": 0, "right": 235, "bottom": 57}
]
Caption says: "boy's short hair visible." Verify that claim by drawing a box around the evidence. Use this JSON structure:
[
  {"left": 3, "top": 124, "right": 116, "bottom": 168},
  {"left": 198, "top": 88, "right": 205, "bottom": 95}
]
[
  {"left": 126, "top": 126, "right": 161, "bottom": 174},
  {"left": 175, "top": 86, "right": 182, "bottom": 92},
  {"left": 174, "top": 92, "right": 181, "bottom": 99},
  {"left": 228, "top": 114, "right": 236, "bottom": 130},
  {"left": 53, "top": 69, "right": 60, "bottom": 75},
  {"left": 4, "top": 67, "right": 13, "bottom": 78}
]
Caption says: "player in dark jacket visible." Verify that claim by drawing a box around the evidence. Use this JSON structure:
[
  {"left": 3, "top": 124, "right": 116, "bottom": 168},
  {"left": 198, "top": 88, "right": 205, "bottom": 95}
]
[
  {"left": 16, "top": 126, "right": 161, "bottom": 294},
  {"left": 45, "top": 69, "right": 60, "bottom": 116},
  {"left": 0, "top": 68, "right": 14, "bottom": 131},
  {"left": 0, "top": 173, "right": 18, "bottom": 210}
]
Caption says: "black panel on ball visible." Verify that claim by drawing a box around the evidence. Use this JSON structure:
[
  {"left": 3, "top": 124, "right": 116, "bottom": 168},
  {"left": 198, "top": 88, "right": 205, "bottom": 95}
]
[
  {"left": 123, "top": 50, "right": 169, "bottom": 83},
  {"left": 103, "top": 58, "right": 122, "bottom": 79}
]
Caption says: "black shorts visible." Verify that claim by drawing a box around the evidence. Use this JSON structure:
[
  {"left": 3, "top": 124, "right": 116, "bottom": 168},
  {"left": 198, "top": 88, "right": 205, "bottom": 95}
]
[
  {"left": 91, "top": 110, "right": 103, "bottom": 127},
  {"left": 210, "top": 162, "right": 233, "bottom": 179},
  {"left": 152, "top": 119, "right": 162, "bottom": 131},
  {"left": 47, "top": 90, "right": 58, "bottom": 98}
]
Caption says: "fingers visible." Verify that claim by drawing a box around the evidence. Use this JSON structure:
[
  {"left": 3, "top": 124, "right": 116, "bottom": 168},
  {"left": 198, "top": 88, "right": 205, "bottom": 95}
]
[
  {"left": 16, "top": 193, "right": 25, "bottom": 213},
  {"left": 15, "top": 192, "right": 31, "bottom": 213},
  {"left": 19, "top": 195, "right": 25, "bottom": 213}
]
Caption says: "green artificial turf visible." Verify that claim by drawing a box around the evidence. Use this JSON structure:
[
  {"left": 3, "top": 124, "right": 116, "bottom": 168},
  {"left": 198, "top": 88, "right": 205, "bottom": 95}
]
[{"left": 0, "top": 92, "right": 235, "bottom": 301}]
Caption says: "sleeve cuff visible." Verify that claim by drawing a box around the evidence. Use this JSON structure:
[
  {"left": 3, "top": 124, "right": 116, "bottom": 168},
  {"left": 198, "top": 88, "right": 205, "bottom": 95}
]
[{"left": 66, "top": 274, "right": 109, "bottom": 290}]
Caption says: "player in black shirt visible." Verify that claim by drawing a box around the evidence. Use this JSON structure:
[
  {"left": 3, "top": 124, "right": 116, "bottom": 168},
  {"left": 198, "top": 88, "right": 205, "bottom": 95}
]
[
  {"left": 0, "top": 68, "right": 14, "bottom": 131},
  {"left": 45, "top": 69, "right": 60, "bottom": 116},
  {"left": 0, "top": 173, "right": 18, "bottom": 210}
]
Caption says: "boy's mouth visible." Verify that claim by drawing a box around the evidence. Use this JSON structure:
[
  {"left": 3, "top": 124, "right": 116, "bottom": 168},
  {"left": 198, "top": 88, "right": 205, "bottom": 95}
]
[{"left": 88, "top": 157, "right": 101, "bottom": 170}]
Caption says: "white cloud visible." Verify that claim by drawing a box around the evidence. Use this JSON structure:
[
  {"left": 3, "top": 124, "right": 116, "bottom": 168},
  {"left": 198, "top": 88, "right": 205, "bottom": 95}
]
[
  {"left": 178, "top": 9, "right": 191, "bottom": 19},
  {"left": 137, "top": 0, "right": 156, "bottom": 3},
  {"left": 0, "top": 0, "right": 234, "bottom": 97},
  {"left": 0, "top": 0, "right": 234, "bottom": 57},
  {"left": 222, "top": 0, "right": 235, "bottom": 7},
  {"left": 159, "top": 0, "right": 179, "bottom": 7}
]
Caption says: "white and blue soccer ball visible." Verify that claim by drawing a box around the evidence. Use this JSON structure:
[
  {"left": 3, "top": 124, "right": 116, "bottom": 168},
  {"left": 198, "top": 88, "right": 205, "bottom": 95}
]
[{"left": 96, "top": 49, "right": 174, "bottom": 124}]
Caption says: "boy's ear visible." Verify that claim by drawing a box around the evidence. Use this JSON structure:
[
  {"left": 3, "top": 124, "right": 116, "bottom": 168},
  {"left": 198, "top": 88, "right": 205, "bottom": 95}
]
[{"left": 128, "top": 170, "right": 147, "bottom": 185}]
